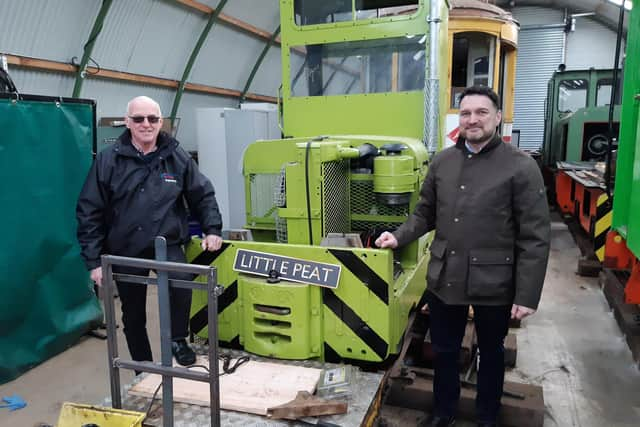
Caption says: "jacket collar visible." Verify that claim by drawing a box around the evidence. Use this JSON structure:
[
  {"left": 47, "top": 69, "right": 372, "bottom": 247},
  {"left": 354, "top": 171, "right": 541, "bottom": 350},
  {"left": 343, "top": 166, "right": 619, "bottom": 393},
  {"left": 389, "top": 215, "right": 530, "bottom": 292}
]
[
  {"left": 455, "top": 132, "right": 503, "bottom": 154},
  {"left": 114, "top": 129, "right": 177, "bottom": 158}
]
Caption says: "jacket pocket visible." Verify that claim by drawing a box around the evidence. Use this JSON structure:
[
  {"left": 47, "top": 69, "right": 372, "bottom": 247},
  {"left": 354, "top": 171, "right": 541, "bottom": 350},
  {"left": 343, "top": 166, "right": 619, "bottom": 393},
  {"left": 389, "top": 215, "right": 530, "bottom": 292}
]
[
  {"left": 466, "top": 249, "right": 514, "bottom": 297},
  {"left": 427, "top": 238, "right": 447, "bottom": 285}
]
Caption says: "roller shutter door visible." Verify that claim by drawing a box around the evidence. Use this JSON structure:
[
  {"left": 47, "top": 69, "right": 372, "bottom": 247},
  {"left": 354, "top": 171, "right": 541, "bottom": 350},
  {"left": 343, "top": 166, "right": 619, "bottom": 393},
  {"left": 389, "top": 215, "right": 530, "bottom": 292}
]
[{"left": 513, "top": 8, "right": 565, "bottom": 151}]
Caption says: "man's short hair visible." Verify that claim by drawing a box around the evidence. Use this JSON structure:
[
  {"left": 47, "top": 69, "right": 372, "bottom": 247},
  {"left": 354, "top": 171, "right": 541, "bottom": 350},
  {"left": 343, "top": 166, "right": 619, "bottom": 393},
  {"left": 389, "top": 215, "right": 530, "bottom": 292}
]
[{"left": 459, "top": 86, "right": 501, "bottom": 111}]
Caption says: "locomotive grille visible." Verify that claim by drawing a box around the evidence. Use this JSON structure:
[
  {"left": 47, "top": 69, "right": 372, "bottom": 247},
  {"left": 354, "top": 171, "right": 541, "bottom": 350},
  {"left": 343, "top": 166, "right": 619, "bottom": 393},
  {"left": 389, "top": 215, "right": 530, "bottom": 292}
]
[
  {"left": 350, "top": 177, "right": 408, "bottom": 232},
  {"left": 249, "top": 173, "right": 280, "bottom": 219},
  {"left": 322, "top": 161, "right": 350, "bottom": 236}
]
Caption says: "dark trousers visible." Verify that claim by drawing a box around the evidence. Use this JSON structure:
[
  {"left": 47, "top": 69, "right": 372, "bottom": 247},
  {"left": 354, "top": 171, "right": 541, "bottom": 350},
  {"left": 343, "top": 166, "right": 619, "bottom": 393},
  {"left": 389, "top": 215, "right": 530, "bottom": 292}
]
[
  {"left": 114, "top": 245, "right": 193, "bottom": 362},
  {"left": 426, "top": 291, "right": 511, "bottom": 423}
]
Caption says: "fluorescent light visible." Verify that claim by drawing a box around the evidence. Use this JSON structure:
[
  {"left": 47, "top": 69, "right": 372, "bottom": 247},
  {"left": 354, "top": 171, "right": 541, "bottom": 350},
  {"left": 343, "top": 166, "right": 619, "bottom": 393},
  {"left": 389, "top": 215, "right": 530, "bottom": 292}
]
[{"left": 608, "top": 0, "right": 633, "bottom": 11}]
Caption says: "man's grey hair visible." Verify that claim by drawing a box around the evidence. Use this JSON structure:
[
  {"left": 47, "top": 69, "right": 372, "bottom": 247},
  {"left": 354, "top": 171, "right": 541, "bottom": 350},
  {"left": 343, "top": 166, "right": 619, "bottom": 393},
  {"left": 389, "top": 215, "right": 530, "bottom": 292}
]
[{"left": 126, "top": 96, "right": 162, "bottom": 117}]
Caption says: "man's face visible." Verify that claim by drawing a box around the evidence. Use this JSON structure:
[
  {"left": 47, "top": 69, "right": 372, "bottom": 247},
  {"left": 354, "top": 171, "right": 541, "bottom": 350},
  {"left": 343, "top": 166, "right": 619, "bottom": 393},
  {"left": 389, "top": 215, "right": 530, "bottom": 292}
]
[
  {"left": 458, "top": 94, "right": 502, "bottom": 145},
  {"left": 126, "top": 99, "right": 163, "bottom": 146}
]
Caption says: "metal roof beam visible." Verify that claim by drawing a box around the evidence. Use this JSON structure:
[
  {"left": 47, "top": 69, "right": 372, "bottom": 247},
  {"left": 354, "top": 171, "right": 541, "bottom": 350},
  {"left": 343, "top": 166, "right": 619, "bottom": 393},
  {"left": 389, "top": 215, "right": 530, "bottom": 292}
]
[{"left": 72, "top": 0, "right": 113, "bottom": 98}]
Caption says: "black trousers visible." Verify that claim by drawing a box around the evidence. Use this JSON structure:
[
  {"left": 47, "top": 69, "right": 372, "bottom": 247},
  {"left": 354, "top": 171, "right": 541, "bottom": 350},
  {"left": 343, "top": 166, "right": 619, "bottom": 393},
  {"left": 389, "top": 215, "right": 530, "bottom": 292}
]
[
  {"left": 114, "top": 245, "right": 193, "bottom": 362},
  {"left": 426, "top": 291, "right": 511, "bottom": 423}
]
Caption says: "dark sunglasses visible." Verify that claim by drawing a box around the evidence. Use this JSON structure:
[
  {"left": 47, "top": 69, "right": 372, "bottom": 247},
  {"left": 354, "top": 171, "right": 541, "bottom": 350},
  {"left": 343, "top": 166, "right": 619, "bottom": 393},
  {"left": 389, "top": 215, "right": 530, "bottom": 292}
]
[{"left": 129, "top": 115, "right": 161, "bottom": 124}]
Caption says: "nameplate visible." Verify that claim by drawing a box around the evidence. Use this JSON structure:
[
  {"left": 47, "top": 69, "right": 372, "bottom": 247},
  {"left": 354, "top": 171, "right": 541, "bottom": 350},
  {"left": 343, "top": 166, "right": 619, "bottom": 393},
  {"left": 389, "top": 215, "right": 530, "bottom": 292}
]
[{"left": 233, "top": 249, "right": 341, "bottom": 288}]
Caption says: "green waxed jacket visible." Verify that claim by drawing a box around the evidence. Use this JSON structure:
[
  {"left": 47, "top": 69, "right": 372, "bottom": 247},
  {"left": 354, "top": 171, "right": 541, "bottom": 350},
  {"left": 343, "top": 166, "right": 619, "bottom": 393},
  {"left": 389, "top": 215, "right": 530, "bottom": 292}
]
[{"left": 393, "top": 134, "right": 550, "bottom": 309}]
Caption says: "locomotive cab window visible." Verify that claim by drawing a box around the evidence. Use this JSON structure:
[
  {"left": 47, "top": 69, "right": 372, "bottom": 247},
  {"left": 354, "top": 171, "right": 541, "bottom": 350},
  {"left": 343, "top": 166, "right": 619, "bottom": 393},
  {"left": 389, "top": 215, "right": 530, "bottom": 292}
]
[
  {"left": 294, "top": 0, "right": 419, "bottom": 25},
  {"left": 596, "top": 78, "right": 619, "bottom": 107},
  {"left": 558, "top": 79, "right": 588, "bottom": 113},
  {"left": 290, "top": 35, "right": 426, "bottom": 97}
]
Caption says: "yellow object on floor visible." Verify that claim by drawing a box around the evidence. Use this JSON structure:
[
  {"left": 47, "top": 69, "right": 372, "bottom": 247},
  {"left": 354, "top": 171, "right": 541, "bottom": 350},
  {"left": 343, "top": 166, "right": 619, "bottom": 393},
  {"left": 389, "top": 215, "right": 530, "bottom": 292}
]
[{"left": 57, "top": 402, "right": 145, "bottom": 427}]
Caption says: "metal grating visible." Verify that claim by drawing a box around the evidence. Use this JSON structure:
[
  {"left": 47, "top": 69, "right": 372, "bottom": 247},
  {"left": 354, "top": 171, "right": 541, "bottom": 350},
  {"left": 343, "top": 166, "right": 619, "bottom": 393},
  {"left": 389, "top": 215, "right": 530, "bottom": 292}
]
[
  {"left": 352, "top": 220, "right": 404, "bottom": 231},
  {"left": 273, "top": 167, "right": 287, "bottom": 207},
  {"left": 249, "top": 173, "right": 280, "bottom": 219},
  {"left": 322, "top": 161, "right": 350, "bottom": 236},
  {"left": 274, "top": 167, "right": 288, "bottom": 242},
  {"left": 350, "top": 180, "right": 409, "bottom": 216},
  {"left": 275, "top": 217, "right": 288, "bottom": 243},
  {"left": 350, "top": 179, "right": 408, "bottom": 231}
]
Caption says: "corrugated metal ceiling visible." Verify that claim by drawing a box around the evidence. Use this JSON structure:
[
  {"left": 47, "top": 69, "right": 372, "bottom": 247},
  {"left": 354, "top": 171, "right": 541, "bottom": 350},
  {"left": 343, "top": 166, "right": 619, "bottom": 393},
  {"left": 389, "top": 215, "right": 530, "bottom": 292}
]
[{"left": 0, "top": 0, "right": 99, "bottom": 62}]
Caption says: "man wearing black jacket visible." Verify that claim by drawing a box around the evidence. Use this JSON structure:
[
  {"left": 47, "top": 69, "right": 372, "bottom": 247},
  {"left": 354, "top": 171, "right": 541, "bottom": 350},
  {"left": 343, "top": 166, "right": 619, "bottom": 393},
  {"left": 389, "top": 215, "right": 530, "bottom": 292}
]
[{"left": 76, "top": 95, "right": 223, "bottom": 367}]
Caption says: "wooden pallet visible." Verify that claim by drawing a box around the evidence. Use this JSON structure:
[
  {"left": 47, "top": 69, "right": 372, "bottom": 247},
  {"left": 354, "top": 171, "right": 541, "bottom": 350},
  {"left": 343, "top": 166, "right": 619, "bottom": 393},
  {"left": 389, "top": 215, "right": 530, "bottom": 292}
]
[{"left": 385, "top": 368, "right": 544, "bottom": 427}]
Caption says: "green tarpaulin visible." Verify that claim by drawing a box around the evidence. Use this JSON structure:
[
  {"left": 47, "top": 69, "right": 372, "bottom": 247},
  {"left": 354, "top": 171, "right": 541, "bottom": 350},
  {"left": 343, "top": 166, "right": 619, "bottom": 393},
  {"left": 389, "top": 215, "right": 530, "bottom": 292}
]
[{"left": 0, "top": 95, "right": 102, "bottom": 384}]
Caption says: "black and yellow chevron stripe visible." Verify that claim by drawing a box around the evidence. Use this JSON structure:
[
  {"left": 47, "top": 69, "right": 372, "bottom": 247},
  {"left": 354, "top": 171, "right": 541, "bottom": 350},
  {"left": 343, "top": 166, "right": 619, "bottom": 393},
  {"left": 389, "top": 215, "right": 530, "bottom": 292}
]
[
  {"left": 186, "top": 242, "right": 398, "bottom": 362},
  {"left": 594, "top": 194, "right": 612, "bottom": 262}
]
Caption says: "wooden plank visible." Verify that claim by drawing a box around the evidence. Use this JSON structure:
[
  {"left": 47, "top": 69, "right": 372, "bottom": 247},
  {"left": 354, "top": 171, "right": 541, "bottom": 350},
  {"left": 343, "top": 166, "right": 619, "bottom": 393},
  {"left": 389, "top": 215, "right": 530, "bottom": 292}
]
[
  {"left": 504, "top": 333, "right": 517, "bottom": 368},
  {"left": 6, "top": 54, "right": 76, "bottom": 73},
  {"left": 564, "top": 216, "right": 601, "bottom": 277},
  {"left": 508, "top": 317, "right": 521, "bottom": 328},
  {"left": 385, "top": 374, "right": 544, "bottom": 427},
  {"left": 175, "top": 0, "right": 213, "bottom": 14},
  {"left": 460, "top": 321, "right": 476, "bottom": 367},
  {"left": 266, "top": 391, "right": 347, "bottom": 420},
  {"left": 129, "top": 356, "right": 321, "bottom": 416},
  {"left": 184, "top": 82, "right": 277, "bottom": 102},
  {"left": 184, "top": 82, "right": 241, "bottom": 97},
  {"left": 422, "top": 321, "right": 475, "bottom": 367},
  {"left": 87, "top": 67, "right": 179, "bottom": 89},
  {"left": 6, "top": 53, "right": 276, "bottom": 103},
  {"left": 219, "top": 13, "right": 273, "bottom": 40},
  {"left": 174, "top": 1, "right": 276, "bottom": 42}
]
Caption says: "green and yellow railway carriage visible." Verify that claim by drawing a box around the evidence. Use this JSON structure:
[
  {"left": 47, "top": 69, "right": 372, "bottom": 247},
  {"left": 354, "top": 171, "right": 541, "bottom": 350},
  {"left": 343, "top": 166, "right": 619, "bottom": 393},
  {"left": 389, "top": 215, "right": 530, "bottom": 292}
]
[{"left": 187, "top": 0, "right": 518, "bottom": 364}]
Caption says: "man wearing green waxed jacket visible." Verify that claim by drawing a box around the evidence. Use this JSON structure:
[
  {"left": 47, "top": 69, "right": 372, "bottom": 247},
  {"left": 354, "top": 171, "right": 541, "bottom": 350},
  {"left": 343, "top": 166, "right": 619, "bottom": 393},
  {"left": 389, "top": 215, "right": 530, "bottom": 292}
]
[{"left": 376, "top": 86, "right": 550, "bottom": 427}]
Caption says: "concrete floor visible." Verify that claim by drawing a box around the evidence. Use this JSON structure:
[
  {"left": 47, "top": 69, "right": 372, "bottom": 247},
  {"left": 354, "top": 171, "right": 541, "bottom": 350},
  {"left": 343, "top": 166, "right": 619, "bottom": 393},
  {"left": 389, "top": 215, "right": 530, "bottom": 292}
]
[{"left": 1, "top": 219, "right": 640, "bottom": 426}]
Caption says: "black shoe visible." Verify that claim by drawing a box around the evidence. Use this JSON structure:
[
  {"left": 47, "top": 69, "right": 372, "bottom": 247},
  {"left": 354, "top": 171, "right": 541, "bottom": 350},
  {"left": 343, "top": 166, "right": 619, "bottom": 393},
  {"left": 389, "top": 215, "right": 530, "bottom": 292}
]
[
  {"left": 418, "top": 415, "right": 456, "bottom": 427},
  {"left": 477, "top": 423, "right": 498, "bottom": 427},
  {"left": 172, "top": 339, "right": 196, "bottom": 366}
]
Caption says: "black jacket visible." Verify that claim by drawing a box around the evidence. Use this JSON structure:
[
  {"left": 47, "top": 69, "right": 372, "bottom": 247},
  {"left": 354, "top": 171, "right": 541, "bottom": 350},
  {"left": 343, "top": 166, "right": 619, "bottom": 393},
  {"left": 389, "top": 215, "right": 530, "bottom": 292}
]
[
  {"left": 76, "top": 130, "right": 222, "bottom": 270},
  {"left": 393, "top": 134, "right": 550, "bottom": 309}
]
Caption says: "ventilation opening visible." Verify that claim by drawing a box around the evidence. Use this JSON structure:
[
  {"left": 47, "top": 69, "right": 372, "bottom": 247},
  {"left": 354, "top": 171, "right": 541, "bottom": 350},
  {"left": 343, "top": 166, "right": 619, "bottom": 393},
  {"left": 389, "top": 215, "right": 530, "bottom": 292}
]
[
  {"left": 254, "top": 332, "right": 292, "bottom": 343},
  {"left": 254, "top": 304, "right": 291, "bottom": 316},
  {"left": 254, "top": 318, "right": 292, "bottom": 329}
]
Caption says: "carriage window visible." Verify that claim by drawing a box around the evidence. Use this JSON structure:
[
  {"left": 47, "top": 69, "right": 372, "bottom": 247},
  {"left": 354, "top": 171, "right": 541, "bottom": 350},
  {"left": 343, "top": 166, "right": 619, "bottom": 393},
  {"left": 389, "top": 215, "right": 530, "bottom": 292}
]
[
  {"left": 450, "top": 32, "right": 496, "bottom": 109},
  {"left": 294, "top": 0, "right": 418, "bottom": 25},
  {"left": 558, "top": 79, "right": 588, "bottom": 113}
]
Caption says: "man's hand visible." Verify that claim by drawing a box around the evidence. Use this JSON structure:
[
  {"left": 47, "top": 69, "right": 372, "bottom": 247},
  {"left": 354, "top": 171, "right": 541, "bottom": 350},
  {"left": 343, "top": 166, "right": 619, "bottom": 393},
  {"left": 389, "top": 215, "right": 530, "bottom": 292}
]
[
  {"left": 375, "top": 231, "right": 398, "bottom": 249},
  {"left": 201, "top": 234, "right": 223, "bottom": 252},
  {"left": 511, "top": 304, "right": 535, "bottom": 320},
  {"left": 91, "top": 266, "right": 103, "bottom": 287}
]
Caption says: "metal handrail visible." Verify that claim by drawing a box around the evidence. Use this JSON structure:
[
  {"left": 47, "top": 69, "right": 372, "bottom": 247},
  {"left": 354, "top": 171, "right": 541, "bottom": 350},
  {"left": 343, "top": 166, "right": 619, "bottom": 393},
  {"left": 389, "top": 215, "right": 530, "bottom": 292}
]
[{"left": 102, "top": 236, "right": 223, "bottom": 427}]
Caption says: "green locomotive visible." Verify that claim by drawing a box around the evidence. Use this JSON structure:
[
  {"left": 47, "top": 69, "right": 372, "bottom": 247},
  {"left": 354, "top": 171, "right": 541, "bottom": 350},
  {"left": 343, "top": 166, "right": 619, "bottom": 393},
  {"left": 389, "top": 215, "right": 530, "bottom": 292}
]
[{"left": 187, "top": 0, "right": 520, "bottom": 363}]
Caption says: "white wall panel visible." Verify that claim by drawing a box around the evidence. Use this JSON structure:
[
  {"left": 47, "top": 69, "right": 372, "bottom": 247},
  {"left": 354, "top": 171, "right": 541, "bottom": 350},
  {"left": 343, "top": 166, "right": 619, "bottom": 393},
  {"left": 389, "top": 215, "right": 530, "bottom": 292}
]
[
  {"left": 174, "top": 91, "right": 237, "bottom": 151},
  {"left": 8, "top": 69, "right": 75, "bottom": 98},
  {"left": 222, "top": 0, "right": 280, "bottom": 33},
  {"left": 566, "top": 17, "right": 624, "bottom": 70},
  {"left": 190, "top": 25, "right": 266, "bottom": 90}
]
